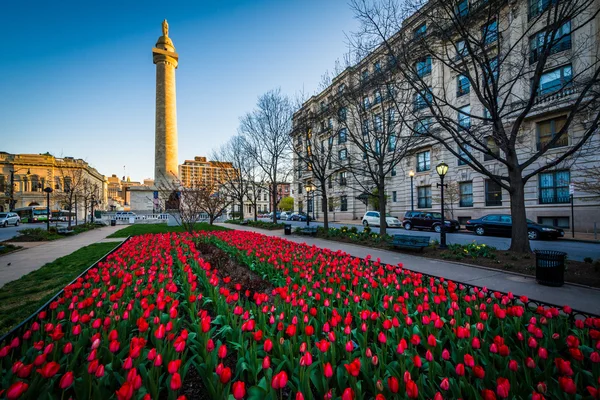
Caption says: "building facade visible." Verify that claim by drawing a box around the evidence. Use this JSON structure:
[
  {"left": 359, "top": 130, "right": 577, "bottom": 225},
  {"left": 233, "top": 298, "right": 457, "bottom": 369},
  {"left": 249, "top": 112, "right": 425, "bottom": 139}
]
[
  {"left": 178, "top": 157, "right": 237, "bottom": 189},
  {"left": 0, "top": 152, "right": 107, "bottom": 218},
  {"left": 291, "top": 0, "right": 600, "bottom": 232}
]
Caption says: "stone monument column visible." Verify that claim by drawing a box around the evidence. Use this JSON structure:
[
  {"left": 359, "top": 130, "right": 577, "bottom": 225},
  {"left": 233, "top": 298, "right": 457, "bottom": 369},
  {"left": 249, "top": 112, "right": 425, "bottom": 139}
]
[{"left": 153, "top": 19, "right": 179, "bottom": 187}]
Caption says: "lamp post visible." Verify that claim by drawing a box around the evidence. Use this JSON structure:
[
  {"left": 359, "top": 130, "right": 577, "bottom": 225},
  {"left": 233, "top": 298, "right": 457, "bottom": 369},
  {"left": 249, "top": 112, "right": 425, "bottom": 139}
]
[
  {"left": 409, "top": 170, "right": 415, "bottom": 211},
  {"left": 436, "top": 162, "right": 449, "bottom": 249},
  {"left": 44, "top": 187, "right": 53, "bottom": 231},
  {"left": 304, "top": 184, "right": 312, "bottom": 226},
  {"left": 91, "top": 194, "right": 96, "bottom": 224},
  {"left": 9, "top": 168, "right": 31, "bottom": 211}
]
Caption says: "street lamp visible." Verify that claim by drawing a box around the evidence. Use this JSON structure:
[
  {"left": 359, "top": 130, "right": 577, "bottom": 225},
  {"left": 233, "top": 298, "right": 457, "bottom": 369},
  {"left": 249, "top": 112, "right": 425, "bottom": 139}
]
[
  {"left": 436, "top": 162, "right": 449, "bottom": 249},
  {"left": 44, "top": 187, "right": 53, "bottom": 231},
  {"left": 304, "top": 184, "right": 314, "bottom": 227},
  {"left": 409, "top": 170, "right": 415, "bottom": 211},
  {"left": 9, "top": 168, "right": 31, "bottom": 211}
]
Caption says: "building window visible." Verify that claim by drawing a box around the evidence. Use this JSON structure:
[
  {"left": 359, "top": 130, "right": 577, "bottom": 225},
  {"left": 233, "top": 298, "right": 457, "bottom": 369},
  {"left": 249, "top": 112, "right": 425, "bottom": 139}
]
[
  {"left": 414, "top": 88, "right": 432, "bottom": 111},
  {"left": 297, "top": 136, "right": 302, "bottom": 146},
  {"left": 363, "top": 96, "right": 371, "bottom": 110},
  {"left": 537, "top": 116, "right": 568, "bottom": 150},
  {"left": 374, "top": 60, "right": 382, "bottom": 73},
  {"left": 375, "top": 139, "right": 381, "bottom": 155},
  {"left": 538, "top": 216, "right": 570, "bottom": 229},
  {"left": 416, "top": 150, "right": 431, "bottom": 172},
  {"left": 328, "top": 198, "right": 334, "bottom": 212},
  {"left": 338, "top": 107, "right": 347, "bottom": 121},
  {"left": 416, "top": 56, "right": 432, "bottom": 77},
  {"left": 529, "top": 0, "right": 557, "bottom": 19},
  {"left": 391, "top": 167, "right": 397, "bottom": 177},
  {"left": 392, "top": 191, "right": 397, "bottom": 202},
  {"left": 456, "top": 0, "right": 468, "bottom": 17},
  {"left": 482, "top": 20, "right": 498, "bottom": 45},
  {"left": 529, "top": 21, "right": 571, "bottom": 64},
  {"left": 414, "top": 22, "right": 427, "bottom": 39},
  {"left": 457, "top": 75, "right": 470, "bottom": 97},
  {"left": 537, "top": 64, "right": 572, "bottom": 96},
  {"left": 415, "top": 117, "right": 432, "bottom": 135},
  {"left": 456, "top": 40, "right": 467, "bottom": 59},
  {"left": 361, "top": 69, "right": 369, "bottom": 82},
  {"left": 298, "top": 184, "right": 302, "bottom": 195},
  {"left": 0, "top": 175, "right": 5, "bottom": 192},
  {"left": 387, "top": 53, "right": 396, "bottom": 68},
  {"left": 484, "top": 136, "right": 500, "bottom": 161},
  {"left": 459, "top": 182, "right": 473, "bottom": 207},
  {"left": 388, "top": 135, "right": 397, "bottom": 152},
  {"left": 340, "top": 195, "right": 348, "bottom": 211},
  {"left": 328, "top": 118, "right": 333, "bottom": 129},
  {"left": 339, "top": 171, "right": 347, "bottom": 186},
  {"left": 485, "top": 180, "right": 503, "bottom": 206},
  {"left": 338, "top": 128, "right": 347, "bottom": 144},
  {"left": 458, "top": 144, "right": 472, "bottom": 166},
  {"left": 328, "top": 176, "right": 333, "bottom": 189},
  {"left": 338, "top": 149, "right": 347, "bottom": 161},
  {"left": 387, "top": 109, "right": 396, "bottom": 127},
  {"left": 539, "top": 170, "right": 570, "bottom": 204},
  {"left": 418, "top": 186, "right": 432, "bottom": 208},
  {"left": 374, "top": 114, "right": 383, "bottom": 132},
  {"left": 374, "top": 90, "right": 382, "bottom": 104},
  {"left": 338, "top": 84, "right": 345, "bottom": 93},
  {"left": 458, "top": 105, "right": 471, "bottom": 130},
  {"left": 362, "top": 119, "right": 369, "bottom": 135}
]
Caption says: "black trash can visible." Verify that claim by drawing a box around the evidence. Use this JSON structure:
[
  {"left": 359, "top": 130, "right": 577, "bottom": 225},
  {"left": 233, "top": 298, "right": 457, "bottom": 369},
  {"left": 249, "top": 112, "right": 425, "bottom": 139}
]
[
  {"left": 111, "top": 219, "right": 116, "bottom": 226},
  {"left": 535, "top": 250, "right": 567, "bottom": 287},
  {"left": 284, "top": 224, "right": 292, "bottom": 235}
]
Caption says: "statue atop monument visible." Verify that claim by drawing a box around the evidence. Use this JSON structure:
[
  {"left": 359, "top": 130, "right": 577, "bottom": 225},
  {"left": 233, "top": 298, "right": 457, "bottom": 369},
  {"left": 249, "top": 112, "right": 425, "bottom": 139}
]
[{"left": 162, "top": 19, "right": 169, "bottom": 37}]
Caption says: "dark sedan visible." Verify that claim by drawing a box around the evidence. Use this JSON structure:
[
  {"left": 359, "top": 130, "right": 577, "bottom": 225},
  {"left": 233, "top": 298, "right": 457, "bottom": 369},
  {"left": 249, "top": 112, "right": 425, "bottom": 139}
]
[
  {"left": 465, "top": 214, "right": 564, "bottom": 240},
  {"left": 288, "top": 212, "right": 312, "bottom": 222}
]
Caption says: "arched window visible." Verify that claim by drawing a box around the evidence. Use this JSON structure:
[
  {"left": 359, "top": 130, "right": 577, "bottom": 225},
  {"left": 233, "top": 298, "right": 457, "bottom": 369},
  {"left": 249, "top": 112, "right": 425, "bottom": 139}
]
[{"left": 31, "top": 175, "right": 40, "bottom": 192}]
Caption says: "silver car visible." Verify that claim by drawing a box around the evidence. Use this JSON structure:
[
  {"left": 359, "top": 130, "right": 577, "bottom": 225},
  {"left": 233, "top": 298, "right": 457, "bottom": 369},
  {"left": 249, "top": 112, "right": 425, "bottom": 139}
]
[{"left": 0, "top": 212, "right": 20, "bottom": 227}]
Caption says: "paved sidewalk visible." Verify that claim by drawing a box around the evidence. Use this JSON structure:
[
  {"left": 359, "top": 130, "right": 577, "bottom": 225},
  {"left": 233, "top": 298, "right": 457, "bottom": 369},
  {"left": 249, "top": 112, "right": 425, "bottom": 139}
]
[
  {"left": 0, "top": 225, "right": 125, "bottom": 288},
  {"left": 218, "top": 223, "right": 600, "bottom": 316}
]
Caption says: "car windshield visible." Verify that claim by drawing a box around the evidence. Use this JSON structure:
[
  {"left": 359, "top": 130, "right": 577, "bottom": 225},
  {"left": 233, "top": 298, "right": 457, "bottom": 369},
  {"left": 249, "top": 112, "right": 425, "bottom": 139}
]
[
  {"left": 431, "top": 213, "right": 442, "bottom": 219},
  {"left": 0, "top": 213, "right": 6, "bottom": 218}
]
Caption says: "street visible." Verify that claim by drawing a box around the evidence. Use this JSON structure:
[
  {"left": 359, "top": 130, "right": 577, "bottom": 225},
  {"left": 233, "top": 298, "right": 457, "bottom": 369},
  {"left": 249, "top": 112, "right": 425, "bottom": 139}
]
[
  {"left": 0, "top": 224, "right": 36, "bottom": 242},
  {"left": 266, "top": 218, "right": 600, "bottom": 262}
]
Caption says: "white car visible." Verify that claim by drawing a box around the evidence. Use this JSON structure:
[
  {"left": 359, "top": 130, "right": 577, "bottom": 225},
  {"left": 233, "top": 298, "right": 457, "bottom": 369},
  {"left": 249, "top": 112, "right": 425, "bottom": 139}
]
[
  {"left": 361, "top": 211, "right": 402, "bottom": 228},
  {"left": 280, "top": 212, "right": 290, "bottom": 220},
  {"left": 0, "top": 212, "right": 20, "bottom": 227}
]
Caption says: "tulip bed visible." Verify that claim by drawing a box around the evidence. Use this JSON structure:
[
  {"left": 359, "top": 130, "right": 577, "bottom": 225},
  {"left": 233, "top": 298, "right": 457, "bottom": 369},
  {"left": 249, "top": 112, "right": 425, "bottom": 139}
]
[{"left": 1, "top": 230, "right": 599, "bottom": 400}]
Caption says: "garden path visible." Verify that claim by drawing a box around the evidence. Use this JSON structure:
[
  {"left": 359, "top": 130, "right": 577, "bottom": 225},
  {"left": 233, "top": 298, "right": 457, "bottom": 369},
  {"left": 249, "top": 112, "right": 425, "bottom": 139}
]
[
  {"left": 0, "top": 225, "right": 124, "bottom": 288},
  {"left": 218, "top": 223, "right": 600, "bottom": 316}
]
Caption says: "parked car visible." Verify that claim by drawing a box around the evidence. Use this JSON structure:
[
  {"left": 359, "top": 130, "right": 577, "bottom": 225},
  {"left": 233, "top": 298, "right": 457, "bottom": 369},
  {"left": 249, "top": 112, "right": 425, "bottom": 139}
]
[
  {"left": 362, "top": 211, "right": 402, "bottom": 228},
  {"left": 265, "top": 212, "right": 281, "bottom": 220},
  {"left": 0, "top": 212, "right": 20, "bottom": 227},
  {"left": 465, "top": 214, "right": 564, "bottom": 240},
  {"left": 288, "top": 212, "right": 312, "bottom": 222},
  {"left": 280, "top": 212, "right": 290, "bottom": 220},
  {"left": 402, "top": 211, "right": 460, "bottom": 233}
]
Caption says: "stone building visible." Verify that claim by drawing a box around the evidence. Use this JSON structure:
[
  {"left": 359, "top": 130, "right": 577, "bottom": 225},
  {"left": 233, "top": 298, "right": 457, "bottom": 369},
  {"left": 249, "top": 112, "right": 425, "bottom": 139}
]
[
  {"left": 0, "top": 152, "right": 107, "bottom": 217},
  {"left": 178, "top": 157, "right": 237, "bottom": 189},
  {"left": 291, "top": 0, "right": 600, "bottom": 232}
]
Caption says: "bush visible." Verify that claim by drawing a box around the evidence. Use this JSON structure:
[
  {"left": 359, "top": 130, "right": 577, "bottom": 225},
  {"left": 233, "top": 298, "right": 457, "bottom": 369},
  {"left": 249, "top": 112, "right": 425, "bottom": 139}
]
[
  {"left": 12, "top": 228, "right": 61, "bottom": 242},
  {"left": 446, "top": 241, "right": 497, "bottom": 259},
  {"left": 584, "top": 257, "right": 593, "bottom": 263}
]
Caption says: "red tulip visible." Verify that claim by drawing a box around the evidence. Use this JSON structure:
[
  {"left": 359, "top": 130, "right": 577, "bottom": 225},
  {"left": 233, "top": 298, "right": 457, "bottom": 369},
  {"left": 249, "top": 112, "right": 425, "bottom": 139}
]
[
  {"left": 6, "top": 381, "right": 29, "bottom": 399},
  {"left": 264, "top": 339, "right": 273, "bottom": 352},
  {"left": 388, "top": 376, "right": 399, "bottom": 393},
  {"left": 496, "top": 377, "right": 510, "bottom": 398},
  {"left": 168, "top": 360, "right": 181, "bottom": 374},
  {"left": 218, "top": 344, "right": 227, "bottom": 358},
  {"left": 60, "top": 371, "right": 74, "bottom": 389},
  {"left": 38, "top": 361, "right": 60, "bottom": 378},
  {"left": 406, "top": 380, "right": 418, "bottom": 399},
  {"left": 342, "top": 388, "right": 355, "bottom": 400},
  {"left": 262, "top": 356, "right": 271, "bottom": 369},
  {"left": 455, "top": 363, "right": 465, "bottom": 376},
  {"left": 232, "top": 381, "right": 246, "bottom": 399},
  {"left": 324, "top": 362, "right": 334, "bottom": 378},
  {"left": 271, "top": 371, "right": 288, "bottom": 389},
  {"left": 344, "top": 358, "right": 361, "bottom": 377},
  {"left": 559, "top": 377, "right": 576, "bottom": 394},
  {"left": 473, "top": 365, "right": 485, "bottom": 379},
  {"left": 508, "top": 360, "right": 518, "bottom": 372},
  {"left": 170, "top": 372, "right": 182, "bottom": 390},
  {"left": 464, "top": 354, "right": 474, "bottom": 368},
  {"left": 220, "top": 367, "right": 232, "bottom": 384},
  {"left": 482, "top": 389, "right": 497, "bottom": 400},
  {"left": 440, "top": 378, "right": 449, "bottom": 390},
  {"left": 296, "top": 393, "right": 305, "bottom": 400}
]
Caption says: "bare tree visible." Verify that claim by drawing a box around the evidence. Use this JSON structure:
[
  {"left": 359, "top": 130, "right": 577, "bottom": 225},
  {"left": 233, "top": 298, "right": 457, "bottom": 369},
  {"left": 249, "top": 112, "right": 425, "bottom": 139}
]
[
  {"left": 432, "top": 181, "right": 460, "bottom": 219},
  {"left": 324, "top": 64, "right": 422, "bottom": 236},
  {"left": 240, "top": 89, "right": 293, "bottom": 224},
  {"left": 349, "top": 0, "right": 600, "bottom": 251},
  {"left": 573, "top": 168, "right": 600, "bottom": 197},
  {"left": 212, "top": 135, "right": 250, "bottom": 220},
  {"left": 54, "top": 167, "right": 87, "bottom": 228}
]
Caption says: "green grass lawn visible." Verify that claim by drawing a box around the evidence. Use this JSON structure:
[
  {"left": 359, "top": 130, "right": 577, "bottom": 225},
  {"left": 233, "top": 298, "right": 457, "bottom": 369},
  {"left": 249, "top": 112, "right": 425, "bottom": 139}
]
[
  {"left": 106, "top": 222, "right": 229, "bottom": 238},
  {"left": 0, "top": 242, "right": 119, "bottom": 336}
]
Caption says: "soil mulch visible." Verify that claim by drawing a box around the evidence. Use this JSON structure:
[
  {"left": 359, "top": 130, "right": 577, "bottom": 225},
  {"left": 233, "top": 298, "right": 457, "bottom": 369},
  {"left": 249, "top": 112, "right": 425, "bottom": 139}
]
[{"left": 311, "top": 233, "right": 600, "bottom": 288}]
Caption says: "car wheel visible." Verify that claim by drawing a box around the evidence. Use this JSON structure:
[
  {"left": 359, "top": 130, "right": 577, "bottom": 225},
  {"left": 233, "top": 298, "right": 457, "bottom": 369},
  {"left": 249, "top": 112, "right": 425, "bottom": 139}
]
[
  {"left": 404, "top": 222, "right": 412, "bottom": 230},
  {"left": 528, "top": 229, "right": 539, "bottom": 241},
  {"left": 362, "top": 220, "right": 369, "bottom": 227},
  {"left": 2, "top": 221, "right": 7, "bottom": 228},
  {"left": 475, "top": 226, "right": 485, "bottom": 236},
  {"left": 434, "top": 224, "right": 442, "bottom": 233},
  {"left": 15, "top": 220, "right": 19, "bottom": 226}
]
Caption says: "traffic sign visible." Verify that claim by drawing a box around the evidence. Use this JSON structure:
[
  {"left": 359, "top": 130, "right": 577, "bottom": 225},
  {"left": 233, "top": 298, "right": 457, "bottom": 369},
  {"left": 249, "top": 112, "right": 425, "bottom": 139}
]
[{"left": 569, "top": 183, "right": 575, "bottom": 195}]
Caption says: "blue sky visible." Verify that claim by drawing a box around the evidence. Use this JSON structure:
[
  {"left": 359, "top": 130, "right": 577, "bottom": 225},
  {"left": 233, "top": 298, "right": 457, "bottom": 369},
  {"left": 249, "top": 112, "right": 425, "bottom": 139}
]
[{"left": 1, "top": 0, "right": 358, "bottom": 181}]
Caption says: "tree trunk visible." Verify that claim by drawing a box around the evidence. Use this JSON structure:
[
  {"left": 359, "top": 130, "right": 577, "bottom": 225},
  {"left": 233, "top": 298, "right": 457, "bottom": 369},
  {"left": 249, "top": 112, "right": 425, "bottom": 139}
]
[
  {"left": 272, "top": 183, "right": 278, "bottom": 224},
  {"left": 378, "top": 185, "right": 387, "bottom": 237},
  {"left": 508, "top": 174, "right": 531, "bottom": 253},
  {"left": 321, "top": 182, "right": 329, "bottom": 230}
]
